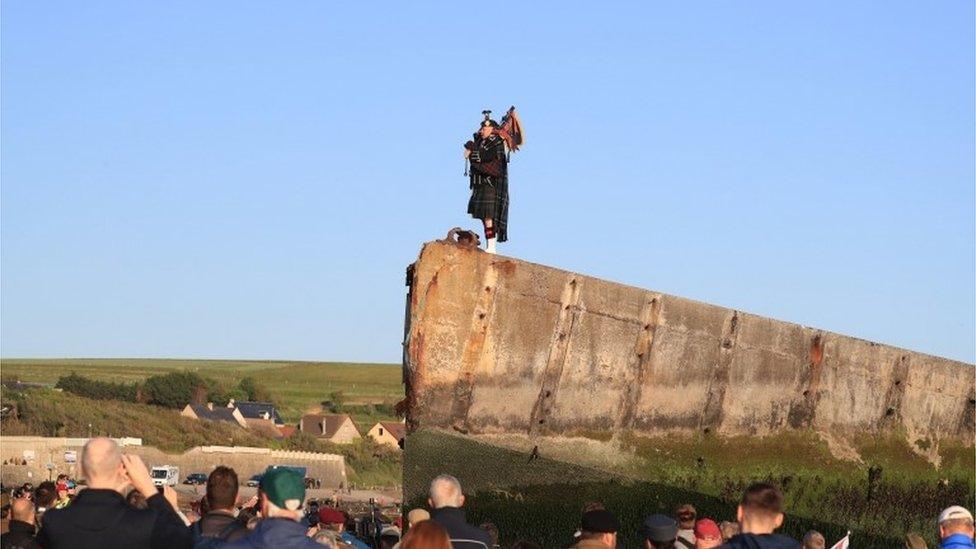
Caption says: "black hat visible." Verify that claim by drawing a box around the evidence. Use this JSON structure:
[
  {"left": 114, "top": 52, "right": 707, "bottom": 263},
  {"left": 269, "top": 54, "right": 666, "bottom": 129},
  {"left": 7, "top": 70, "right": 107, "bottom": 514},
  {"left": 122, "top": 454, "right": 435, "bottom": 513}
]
[
  {"left": 581, "top": 509, "right": 620, "bottom": 534},
  {"left": 638, "top": 514, "right": 678, "bottom": 542},
  {"left": 480, "top": 109, "right": 499, "bottom": 128}
]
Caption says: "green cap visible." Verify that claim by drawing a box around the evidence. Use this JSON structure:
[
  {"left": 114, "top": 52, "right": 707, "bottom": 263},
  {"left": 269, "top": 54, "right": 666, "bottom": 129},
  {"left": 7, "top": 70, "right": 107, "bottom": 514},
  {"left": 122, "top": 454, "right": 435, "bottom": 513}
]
[{"left": 259, "top": 467, "right": 305, "bottom": 511}]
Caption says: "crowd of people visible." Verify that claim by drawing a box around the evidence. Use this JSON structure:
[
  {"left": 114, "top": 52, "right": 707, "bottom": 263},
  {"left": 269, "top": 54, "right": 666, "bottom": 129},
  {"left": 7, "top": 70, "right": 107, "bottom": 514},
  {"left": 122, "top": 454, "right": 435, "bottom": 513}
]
[{"left": 1, "top": 437, "right": 973, "bottom": 549}]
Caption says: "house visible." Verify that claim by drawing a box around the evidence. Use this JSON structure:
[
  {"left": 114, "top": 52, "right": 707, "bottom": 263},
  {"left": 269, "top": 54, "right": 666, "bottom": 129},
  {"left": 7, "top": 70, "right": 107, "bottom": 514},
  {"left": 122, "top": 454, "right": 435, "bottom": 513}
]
[
  {"left": 181, "top": 403, "right": 247, "bottom": 428},
  {"left": 366, "top": 421, "right": 405, "bottom": 449},
  {"left": 229, "top": 400, "right": 284, "bottom": 426},
  {"left": 278, "top": 425, "right": 297, "bottom": 439},
  {"left": 299, "top": 413, "right": 361, "bottom": 444}
]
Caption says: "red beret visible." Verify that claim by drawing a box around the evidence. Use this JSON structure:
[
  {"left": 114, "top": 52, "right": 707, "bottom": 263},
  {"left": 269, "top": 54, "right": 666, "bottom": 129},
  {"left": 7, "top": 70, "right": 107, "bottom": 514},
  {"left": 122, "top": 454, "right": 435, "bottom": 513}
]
[
  {"left": 318, "top": 507, "right": 346, "bottom": 525},
  {"left": 694, "top": 518, "right": 722, "bottom": 540}
]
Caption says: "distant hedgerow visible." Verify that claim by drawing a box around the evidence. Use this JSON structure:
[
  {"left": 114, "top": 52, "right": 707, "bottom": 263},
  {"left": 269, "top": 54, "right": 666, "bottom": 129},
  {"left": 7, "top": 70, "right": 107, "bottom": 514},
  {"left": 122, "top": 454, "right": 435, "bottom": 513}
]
[{"left": 55, "top": 373, "right": 138, "bottom": 402}]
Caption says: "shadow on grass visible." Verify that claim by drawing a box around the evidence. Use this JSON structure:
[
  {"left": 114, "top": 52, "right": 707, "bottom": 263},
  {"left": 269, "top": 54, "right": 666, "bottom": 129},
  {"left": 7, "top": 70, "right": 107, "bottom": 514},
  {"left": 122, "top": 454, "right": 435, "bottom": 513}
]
[{"left": 405, "top": 429, "right": 957, "bottom": 548}]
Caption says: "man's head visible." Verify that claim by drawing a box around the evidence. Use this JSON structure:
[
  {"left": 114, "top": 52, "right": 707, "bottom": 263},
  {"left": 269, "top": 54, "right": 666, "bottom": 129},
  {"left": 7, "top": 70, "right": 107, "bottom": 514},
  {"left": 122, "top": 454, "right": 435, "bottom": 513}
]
[
  {"left": 11, "top": 498, "right": 35, "bottom": 525},
  {"left": 206, "top": 466, "right": 239, "bottom": 512},
  {"left": 318, "top": 507, "right": 346, "bottom": 531},
  {"left": 694, "top": 518, "right": 723, "bottom": 549},
  {"left": 639, "top": 514, "right": 678, "bottom": 549},
  {"left": 938, "top": 506, "right": 974, "bottom": 540},
  {"left": 258, "top": 467, "right": 306, "bottom": 520},
  {"left": 675, "top": 504, "right": 696, "bottom": 530},
  {"left": 801, "top": 530, "right": 825, "bottom": 549},
  {"left": 126, "top": 489, "right": 148, "bottom": 510},
  {"left": 81, "top": 437, "right": 124, "bottom": 490},
  {"left": 719, "top": 521, "right": 740, "bottom": 541},
  {"left": 407, "top": 508, "right": 430, "bottom": 527},
  {"left": 736, "top": 483, "right": 785, "bottom": 535},
  {"left": 428, "top": 474, "right": 464, "bottom": 509},
  {"left": 580, "top": 509, "right": 620, "bottom": 549},
  {"left": 34, "top": 481, "right": 57, "bottom": 510}
]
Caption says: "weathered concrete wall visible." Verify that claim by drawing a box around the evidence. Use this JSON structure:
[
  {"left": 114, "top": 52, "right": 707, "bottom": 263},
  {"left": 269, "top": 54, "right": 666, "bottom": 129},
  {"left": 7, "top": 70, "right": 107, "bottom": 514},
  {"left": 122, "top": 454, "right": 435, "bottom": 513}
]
[
  {"left": 404, "top": 240, "right": 975, "bottom": 454},
  {"left": 0, "top": 436, "right": 346, "bottom": 487}
]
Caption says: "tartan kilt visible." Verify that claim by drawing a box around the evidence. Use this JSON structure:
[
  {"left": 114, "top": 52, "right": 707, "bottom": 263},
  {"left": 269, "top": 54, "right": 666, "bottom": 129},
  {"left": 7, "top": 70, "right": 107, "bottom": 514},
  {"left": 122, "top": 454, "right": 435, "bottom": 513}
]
[{"left": 467, "top": 175, "right": 509, "bottom": 242}]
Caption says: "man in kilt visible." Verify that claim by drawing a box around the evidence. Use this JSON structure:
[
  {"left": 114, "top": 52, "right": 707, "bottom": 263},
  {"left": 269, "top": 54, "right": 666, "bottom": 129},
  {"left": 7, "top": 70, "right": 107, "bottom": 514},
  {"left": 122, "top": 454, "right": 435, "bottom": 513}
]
[{"left": 464, "top": 111, "right": 511, "bottom": 254}]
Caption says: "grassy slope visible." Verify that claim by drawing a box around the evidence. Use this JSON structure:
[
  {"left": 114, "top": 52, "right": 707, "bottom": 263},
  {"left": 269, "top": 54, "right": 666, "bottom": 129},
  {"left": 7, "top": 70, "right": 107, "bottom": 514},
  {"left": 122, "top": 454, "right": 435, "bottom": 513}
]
[
  {"left": 0, "top": 358, "right": 403, "bottom": 430},
  {"left": 406, "top": 429, "right": 974, "bottom": 548},
  {"left": 2, "top": 388, "right": 274, "bottom": 452},
  {"left": 2, "top": 388, "right": 403, "bottom": 487}
]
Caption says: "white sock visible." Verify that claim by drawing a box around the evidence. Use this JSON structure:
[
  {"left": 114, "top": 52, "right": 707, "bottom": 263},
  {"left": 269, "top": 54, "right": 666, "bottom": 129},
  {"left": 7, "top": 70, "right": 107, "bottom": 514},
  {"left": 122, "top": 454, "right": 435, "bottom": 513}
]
[{"left": 487, "top": 237, "right": 497, "bottom": 254}]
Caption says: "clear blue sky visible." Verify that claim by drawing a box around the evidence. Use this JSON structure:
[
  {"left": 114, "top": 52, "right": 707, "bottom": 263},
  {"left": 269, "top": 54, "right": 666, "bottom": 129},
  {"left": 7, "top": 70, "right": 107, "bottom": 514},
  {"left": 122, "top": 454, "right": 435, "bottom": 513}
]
[{"left": 2, "top": 2, "right": 973, "bottom": 364}]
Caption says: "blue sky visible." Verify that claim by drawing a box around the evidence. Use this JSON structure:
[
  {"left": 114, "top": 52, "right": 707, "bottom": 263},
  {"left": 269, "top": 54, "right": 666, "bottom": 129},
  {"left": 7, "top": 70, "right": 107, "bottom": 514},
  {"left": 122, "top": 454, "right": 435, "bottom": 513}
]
[{"left": 2, "top": 2, "right": 973, "bottom": 363}]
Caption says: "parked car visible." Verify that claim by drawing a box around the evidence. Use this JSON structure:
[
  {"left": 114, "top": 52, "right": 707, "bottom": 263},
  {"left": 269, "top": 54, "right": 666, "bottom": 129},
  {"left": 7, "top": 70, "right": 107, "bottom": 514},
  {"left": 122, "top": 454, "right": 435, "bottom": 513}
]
[
  {"left": 246, "top": 474, "right": 262, "bottom": 488},
  {"left": 183, "top": 473, "right": 207, "bottom": 485}
]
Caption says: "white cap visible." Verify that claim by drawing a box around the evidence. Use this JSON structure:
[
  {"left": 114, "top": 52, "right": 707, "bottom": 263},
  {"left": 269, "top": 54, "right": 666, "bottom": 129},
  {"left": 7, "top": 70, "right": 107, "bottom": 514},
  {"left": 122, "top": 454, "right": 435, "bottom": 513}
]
[{"left": 938, "top": 506, "right": 974, "bottom": 524}]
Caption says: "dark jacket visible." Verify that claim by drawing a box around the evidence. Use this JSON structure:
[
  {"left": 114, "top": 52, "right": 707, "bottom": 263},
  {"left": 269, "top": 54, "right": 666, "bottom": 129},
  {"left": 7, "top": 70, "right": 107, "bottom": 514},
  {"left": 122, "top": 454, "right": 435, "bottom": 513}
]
[
  {"left": 220, "top": 517, "right": 320, "bottom": 548},
  {"left": 430, "top": 507, "right": 492, "bottom": 549},
  {"left": 1, "top": 520, "right": 40, "bottom": 549},
  {"left": 36, "top": 488, "right": 192, "bottom": 549},
  {"left": 194, "top": 510, "right": 248, "bottom": 542},
  {"left": 722, "top": 533, "right": 801, "bottom": 549}
]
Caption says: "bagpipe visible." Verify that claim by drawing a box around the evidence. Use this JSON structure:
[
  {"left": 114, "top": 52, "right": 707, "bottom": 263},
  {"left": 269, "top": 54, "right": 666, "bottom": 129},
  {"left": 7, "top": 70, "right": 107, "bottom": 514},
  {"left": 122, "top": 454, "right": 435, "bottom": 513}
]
[{"left": 464, "top": 106, "right": 524, "bottom": 177}]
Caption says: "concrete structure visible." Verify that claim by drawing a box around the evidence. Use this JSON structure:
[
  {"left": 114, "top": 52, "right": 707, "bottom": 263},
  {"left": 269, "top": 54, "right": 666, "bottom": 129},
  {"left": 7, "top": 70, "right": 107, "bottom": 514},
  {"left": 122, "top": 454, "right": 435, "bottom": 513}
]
[
  {"left": 367, "top": 421, "right": 405, "bottom": 448},
  {"left": 0, "top": 436, "right": 346, "bottom": 488},
  {"left": 299, "top": 413, "right": 361, "bottom": 444},
  {"left": 403, "top": 240, "right": 975, "bottom": 460}
]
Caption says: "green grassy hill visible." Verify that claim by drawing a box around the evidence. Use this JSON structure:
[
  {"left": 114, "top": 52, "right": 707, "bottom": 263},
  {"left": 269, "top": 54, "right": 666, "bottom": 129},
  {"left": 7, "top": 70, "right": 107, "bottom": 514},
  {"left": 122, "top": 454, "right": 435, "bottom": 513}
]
[
  {"left": 0, "top": 358, "right": 403, "bottom": 431},
  {"left": 2, "top": 387, "right": 402, "bottom": 487}
]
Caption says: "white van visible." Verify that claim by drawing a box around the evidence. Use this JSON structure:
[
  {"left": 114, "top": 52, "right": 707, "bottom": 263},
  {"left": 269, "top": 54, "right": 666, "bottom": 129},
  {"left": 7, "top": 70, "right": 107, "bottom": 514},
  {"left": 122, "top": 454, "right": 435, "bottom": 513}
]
[{"left": 151, "top": 465, "right": 180, "bottom": 487}]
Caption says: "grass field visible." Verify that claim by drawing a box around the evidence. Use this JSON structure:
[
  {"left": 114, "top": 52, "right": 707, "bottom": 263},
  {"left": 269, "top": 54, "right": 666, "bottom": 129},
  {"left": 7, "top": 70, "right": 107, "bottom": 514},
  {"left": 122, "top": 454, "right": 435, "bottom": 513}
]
[{"left": 0, "top": 358, "right": 403, "bottom": 430}]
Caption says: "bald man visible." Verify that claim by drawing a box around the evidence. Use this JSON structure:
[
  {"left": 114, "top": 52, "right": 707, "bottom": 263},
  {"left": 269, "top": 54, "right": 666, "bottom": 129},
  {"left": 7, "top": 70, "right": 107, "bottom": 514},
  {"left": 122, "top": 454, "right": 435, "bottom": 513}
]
[
  {"left": 1, "top": 497, "right": 40, "bottom": 548},
  {"left": 37, "top": 437, "right": 192, "bottom": 549},
  {"left": 428, "top": 475, "right": 492, "bottom": 549}
]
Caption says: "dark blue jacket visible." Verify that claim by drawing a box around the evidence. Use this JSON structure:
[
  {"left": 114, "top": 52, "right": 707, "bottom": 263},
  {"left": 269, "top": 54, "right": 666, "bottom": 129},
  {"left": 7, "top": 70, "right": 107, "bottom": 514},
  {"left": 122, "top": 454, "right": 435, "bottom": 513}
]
[
  {"left": 721, "top": 533, "right": 801, "bottom": 549},
  {"left": 221, "top": 517, "right": 320, "bottom": 549},
  {"left": 430, "top": 507, "right": 492, "bottom": 549},
  {"left": 941, "top": 533, "right": 976, "bottom": 549}
]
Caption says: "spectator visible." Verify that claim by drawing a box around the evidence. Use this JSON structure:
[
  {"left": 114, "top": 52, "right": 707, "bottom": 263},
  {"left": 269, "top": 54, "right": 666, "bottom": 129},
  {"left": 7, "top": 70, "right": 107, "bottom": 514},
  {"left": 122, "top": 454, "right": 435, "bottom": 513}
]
[
  {"left": 126, "top": 489, "right": 149, "bottom": 510},
  {"left": 481, "top": 522, "right": 500, "bottom": 548},
  {"left": 675, "top": 504, "right": 696, "bottom": 549},
  {"left": 192, "top": 466, "right": 248, "bottom": 544},
  {"left": 722, "top": 483, "right": 800, "bottom": 549},
  {"left": 719, "top": 522, "right": 740, "bottom": 542},
  {"left": 428, "top": 475, "right": 493, "bottom": 549},
  {"left": 573, "top": 509, "right": 620, "bottom": 549},
  {"left": 801, "top": 531, "right": 824, "bottom": 549},
  {"left": 319, "top": 506, "right": 369, "bottom": 549},
  {"left": 638, "top": 514, "right": 678, "bottom": 549},
  {"left": 905, "top": 532, "right": 928, "bottom": 549},
  {"left": 379, "top": 525, "right": 401, "bottom": 549},
  {"left": 938, "top": 506, "right": 974, "bottom": 549},
  {"left": 53, "top": 483, "right": 71, "bottom": 510},
  {"left": 407, "top": 508, "right": 430, "bottom": 528},
  {"left": 222, "top": 466, "right": 320, "bottom": 548},
  {"left": 694, "top": 518, "right": 722, "bottom": 549},
  {"left": 401, "top": 520, "right": 452, "bottom": 549},
  {"left": 1, "top": 497, "right": 40, "bottom": 549},
  {"left": 36, "top": 437, "right": 192, "bottom": 549},
  {"left": 32, "top": 482, "right": 56, "bottom": 528}
]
